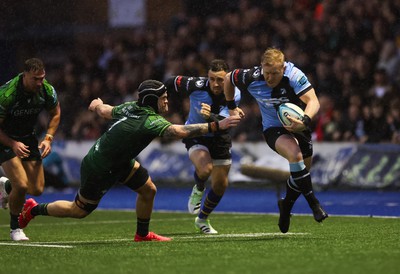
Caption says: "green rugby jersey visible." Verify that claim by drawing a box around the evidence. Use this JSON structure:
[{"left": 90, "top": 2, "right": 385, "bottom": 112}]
[
  {"left": 84, "top": 101, "right": 172, "bottom": 173},
  {"left": 0, "top": 73, "right": 58, "bottom": 137}
]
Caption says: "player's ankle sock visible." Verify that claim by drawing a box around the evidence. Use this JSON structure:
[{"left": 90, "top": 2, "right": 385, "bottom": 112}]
[
  {"left": 4, "top": 180, "right": 12, "bottom": 195},
  {"left": 290, "top": 162, "right": 319, "bottom": 208},
  {"left": 10, "top": 214, "right": 19, "bottom": 230},
  {"left": 198, "top": 189, "right": 222, "bottom": 219},
  {"left": 284, "top": 177, "right": 301, "bottom": 208},
  {"left": 296, "top": 175, "right": 319, "bottom": 208},
  {"left": 136, "top": 218, "right": 150, "bottom": 237},
  {"left": 31, "top": 203, "right": 49, "bottom": 216},
  {"left": 194, "top": 171, "right": 207, "bottom": 191}
]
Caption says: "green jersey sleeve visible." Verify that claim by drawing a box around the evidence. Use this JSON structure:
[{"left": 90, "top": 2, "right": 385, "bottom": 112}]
[{"left": 43, "top": 79, "right": 59, "bottom": 110}]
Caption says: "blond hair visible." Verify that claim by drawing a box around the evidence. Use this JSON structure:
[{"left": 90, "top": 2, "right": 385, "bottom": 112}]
[
  {"left": 24, "top": 58, "right": 45, "bottom": 72},
  {"left": 261, "top": 48, "right": 285, "bottom": 66}
]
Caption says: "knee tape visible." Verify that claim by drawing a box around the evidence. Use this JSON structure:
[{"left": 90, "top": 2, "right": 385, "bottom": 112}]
[{"left": 74, "top": 194, "right": 98, "bottom": 213}]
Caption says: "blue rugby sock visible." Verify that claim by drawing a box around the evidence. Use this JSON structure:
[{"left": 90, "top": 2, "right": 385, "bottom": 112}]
[{"left": 198, "top": 189, "right": 222, "bottom": 219}]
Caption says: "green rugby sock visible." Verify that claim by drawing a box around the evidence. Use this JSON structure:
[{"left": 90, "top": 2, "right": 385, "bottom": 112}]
[
  {"left": 31, "top": 203, "right": 49, "bottom": 216},
  {"left": 136, "top": 218, "right": 150, "bottom": 237},
  {"left": 5, "top": 180, "right": 12, "bottom": 194},
  {"left": 10, "top": 214, "right": 19, "bottom": 230}
]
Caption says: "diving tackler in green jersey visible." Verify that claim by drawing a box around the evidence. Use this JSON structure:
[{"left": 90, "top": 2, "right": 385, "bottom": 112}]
[
  {"left": 16, "top": 79, "right": 241, "bottom": 242},
  {"left": 84, "top": 101, "right": 172, "bottom": 174}
]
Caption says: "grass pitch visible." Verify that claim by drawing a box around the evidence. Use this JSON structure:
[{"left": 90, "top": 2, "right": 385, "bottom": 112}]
[{"left": 1, "top": 210, "right": 399, "bottom": 274}]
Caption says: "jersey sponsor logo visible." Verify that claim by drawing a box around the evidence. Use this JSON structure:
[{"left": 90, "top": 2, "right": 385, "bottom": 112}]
[
  {"left": 12, "top": 108, "right": 41, "bottom": 116},
  {"left": 149, "top": 117, "right": 165, "bottom": 126},
  {"left": 195, "top": 79, "right": 205, "bottom": 88},
  {"left": 259, "top": 97, "right": 289, "bottom": 107},
  {"left": 252, "top": 68, "right": 260, "bottom": 79},
  {"left": 297, "top": 75, "right": 307, "bottom": 86},
  {"left": 121, "top": 108, "right": 140, "bottom": 118}
]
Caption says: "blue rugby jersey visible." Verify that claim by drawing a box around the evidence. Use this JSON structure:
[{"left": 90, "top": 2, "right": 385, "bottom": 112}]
[{"left": 229, "top": 62, "right": 312, "bottom": 131}]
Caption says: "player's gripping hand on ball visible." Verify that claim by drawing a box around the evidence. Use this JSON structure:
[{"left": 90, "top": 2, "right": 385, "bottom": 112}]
[{"left": 285, "top": 115, "right": 307, "bottom": 132}]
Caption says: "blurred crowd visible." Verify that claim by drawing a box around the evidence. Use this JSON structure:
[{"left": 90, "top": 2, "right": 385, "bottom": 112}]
[{"left": 39, "top": 0, "right": 400, "bottom": 144}]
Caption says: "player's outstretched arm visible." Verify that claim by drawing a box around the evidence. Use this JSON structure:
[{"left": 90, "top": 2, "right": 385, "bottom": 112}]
[
  {"left": 163, "top": 115, "right": 241, "bottom": 139},
  {"left": 224, "top": 72, "right": 243, "bottom": 117},
  {"left": 88, "top": 98, "right": 113, "bottom": 119}
]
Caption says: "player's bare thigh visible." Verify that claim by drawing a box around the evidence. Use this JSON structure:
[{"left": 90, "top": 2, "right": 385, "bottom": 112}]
[
  {"left": 1, "top": 157, "right": 30, "bottom": 191},
  {"left": 21, "top": 160, "right": 45, "bottom": 195},
  {"left": 189, "top": 146, "right": 213, "bottom": 177},
  {"left": 210, "top": 164, "right": 230, "bottom": 194},
  {"left": 275, "top": 134, "right": 303, "bottom": 163}
]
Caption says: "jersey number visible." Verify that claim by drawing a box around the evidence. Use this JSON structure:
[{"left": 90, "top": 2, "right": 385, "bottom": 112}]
[{"left": 108, "top": 117, "right": 127, "bottom": 131}]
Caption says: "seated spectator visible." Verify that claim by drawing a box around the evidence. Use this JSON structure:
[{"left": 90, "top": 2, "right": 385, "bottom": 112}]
[
  {"left": 387, "top": 99, "right": 400, "bottom": 144},
  {"left": 363, "top": 99, "right": 392, "bottom": 143},
  {"left": 71, "top": 111, "right": 104, "bottom": 140},
  {"left": 367, "top": 68, "right": 394, "bottom": 107},
  {"left": 377, "top": 40, "right": 400, "bottom": 85},
  {"left": 337, "top": 103, "right": 365, "bottom": 142}
]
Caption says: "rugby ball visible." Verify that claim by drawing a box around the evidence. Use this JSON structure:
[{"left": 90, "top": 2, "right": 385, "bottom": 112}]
[{"left": 277, "top": 103, "right": 304, "bottom": 126}]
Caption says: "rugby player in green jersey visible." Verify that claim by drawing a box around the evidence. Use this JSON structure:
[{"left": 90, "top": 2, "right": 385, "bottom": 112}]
[
  {"left": 0, "top": 58, "right": 61, "bottom": 241},
  {"left": 18, "top": 80, "right": 241, "bottom": 242}
]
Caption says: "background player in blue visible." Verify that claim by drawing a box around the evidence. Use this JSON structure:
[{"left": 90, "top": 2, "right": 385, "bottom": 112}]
[
  {"left": 224, "top": 48, "right": 328, "bottom": 233},
  {"left": 0, "top": 58, "right": 61, "bottom": 241},
  {"left": 18, "top": 80, "right": 241, "bottom": 242},
  {"left": 165, "top": 60, "right": 242, "bottom": 234}
]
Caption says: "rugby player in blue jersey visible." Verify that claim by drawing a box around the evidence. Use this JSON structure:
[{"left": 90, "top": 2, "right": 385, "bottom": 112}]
[
  {"left": 0, "top": 58, "right": 61, "bottom": 241},
  {"left": 18, "top": 80, "right": 241, "bottom": 242},
  {"left": 224, "top": 48, "right": 328, "bottom": 233},
  {"left": 165, "top": 60, "right": 243, "bottom": 234}
]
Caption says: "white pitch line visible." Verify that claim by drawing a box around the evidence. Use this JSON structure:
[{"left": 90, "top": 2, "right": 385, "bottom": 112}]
[
  {"left": 37, "top": 232, "right": 309, "bottom": 245},
  {"left": 0, "top": 242, "right": 73, "bottom": 248},
  {"left": 177, "top": 232, "right": 309, "bottom": 239},
  {"left": 0, "top": 213, "right": 398, "bottom": 229},
  {"left": 0, "top": 232, "right": 309, "bottom": 247},
  {"left": 0, "top": 215, "right": 260, "bottom": 228},
  {"left": 38, "top": 238, "right": 133, "bottom": 245}
]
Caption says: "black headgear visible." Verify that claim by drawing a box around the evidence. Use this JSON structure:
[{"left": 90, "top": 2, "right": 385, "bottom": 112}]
[{"left": 137, "top": 80, "right": 167, "bottom": 113}]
